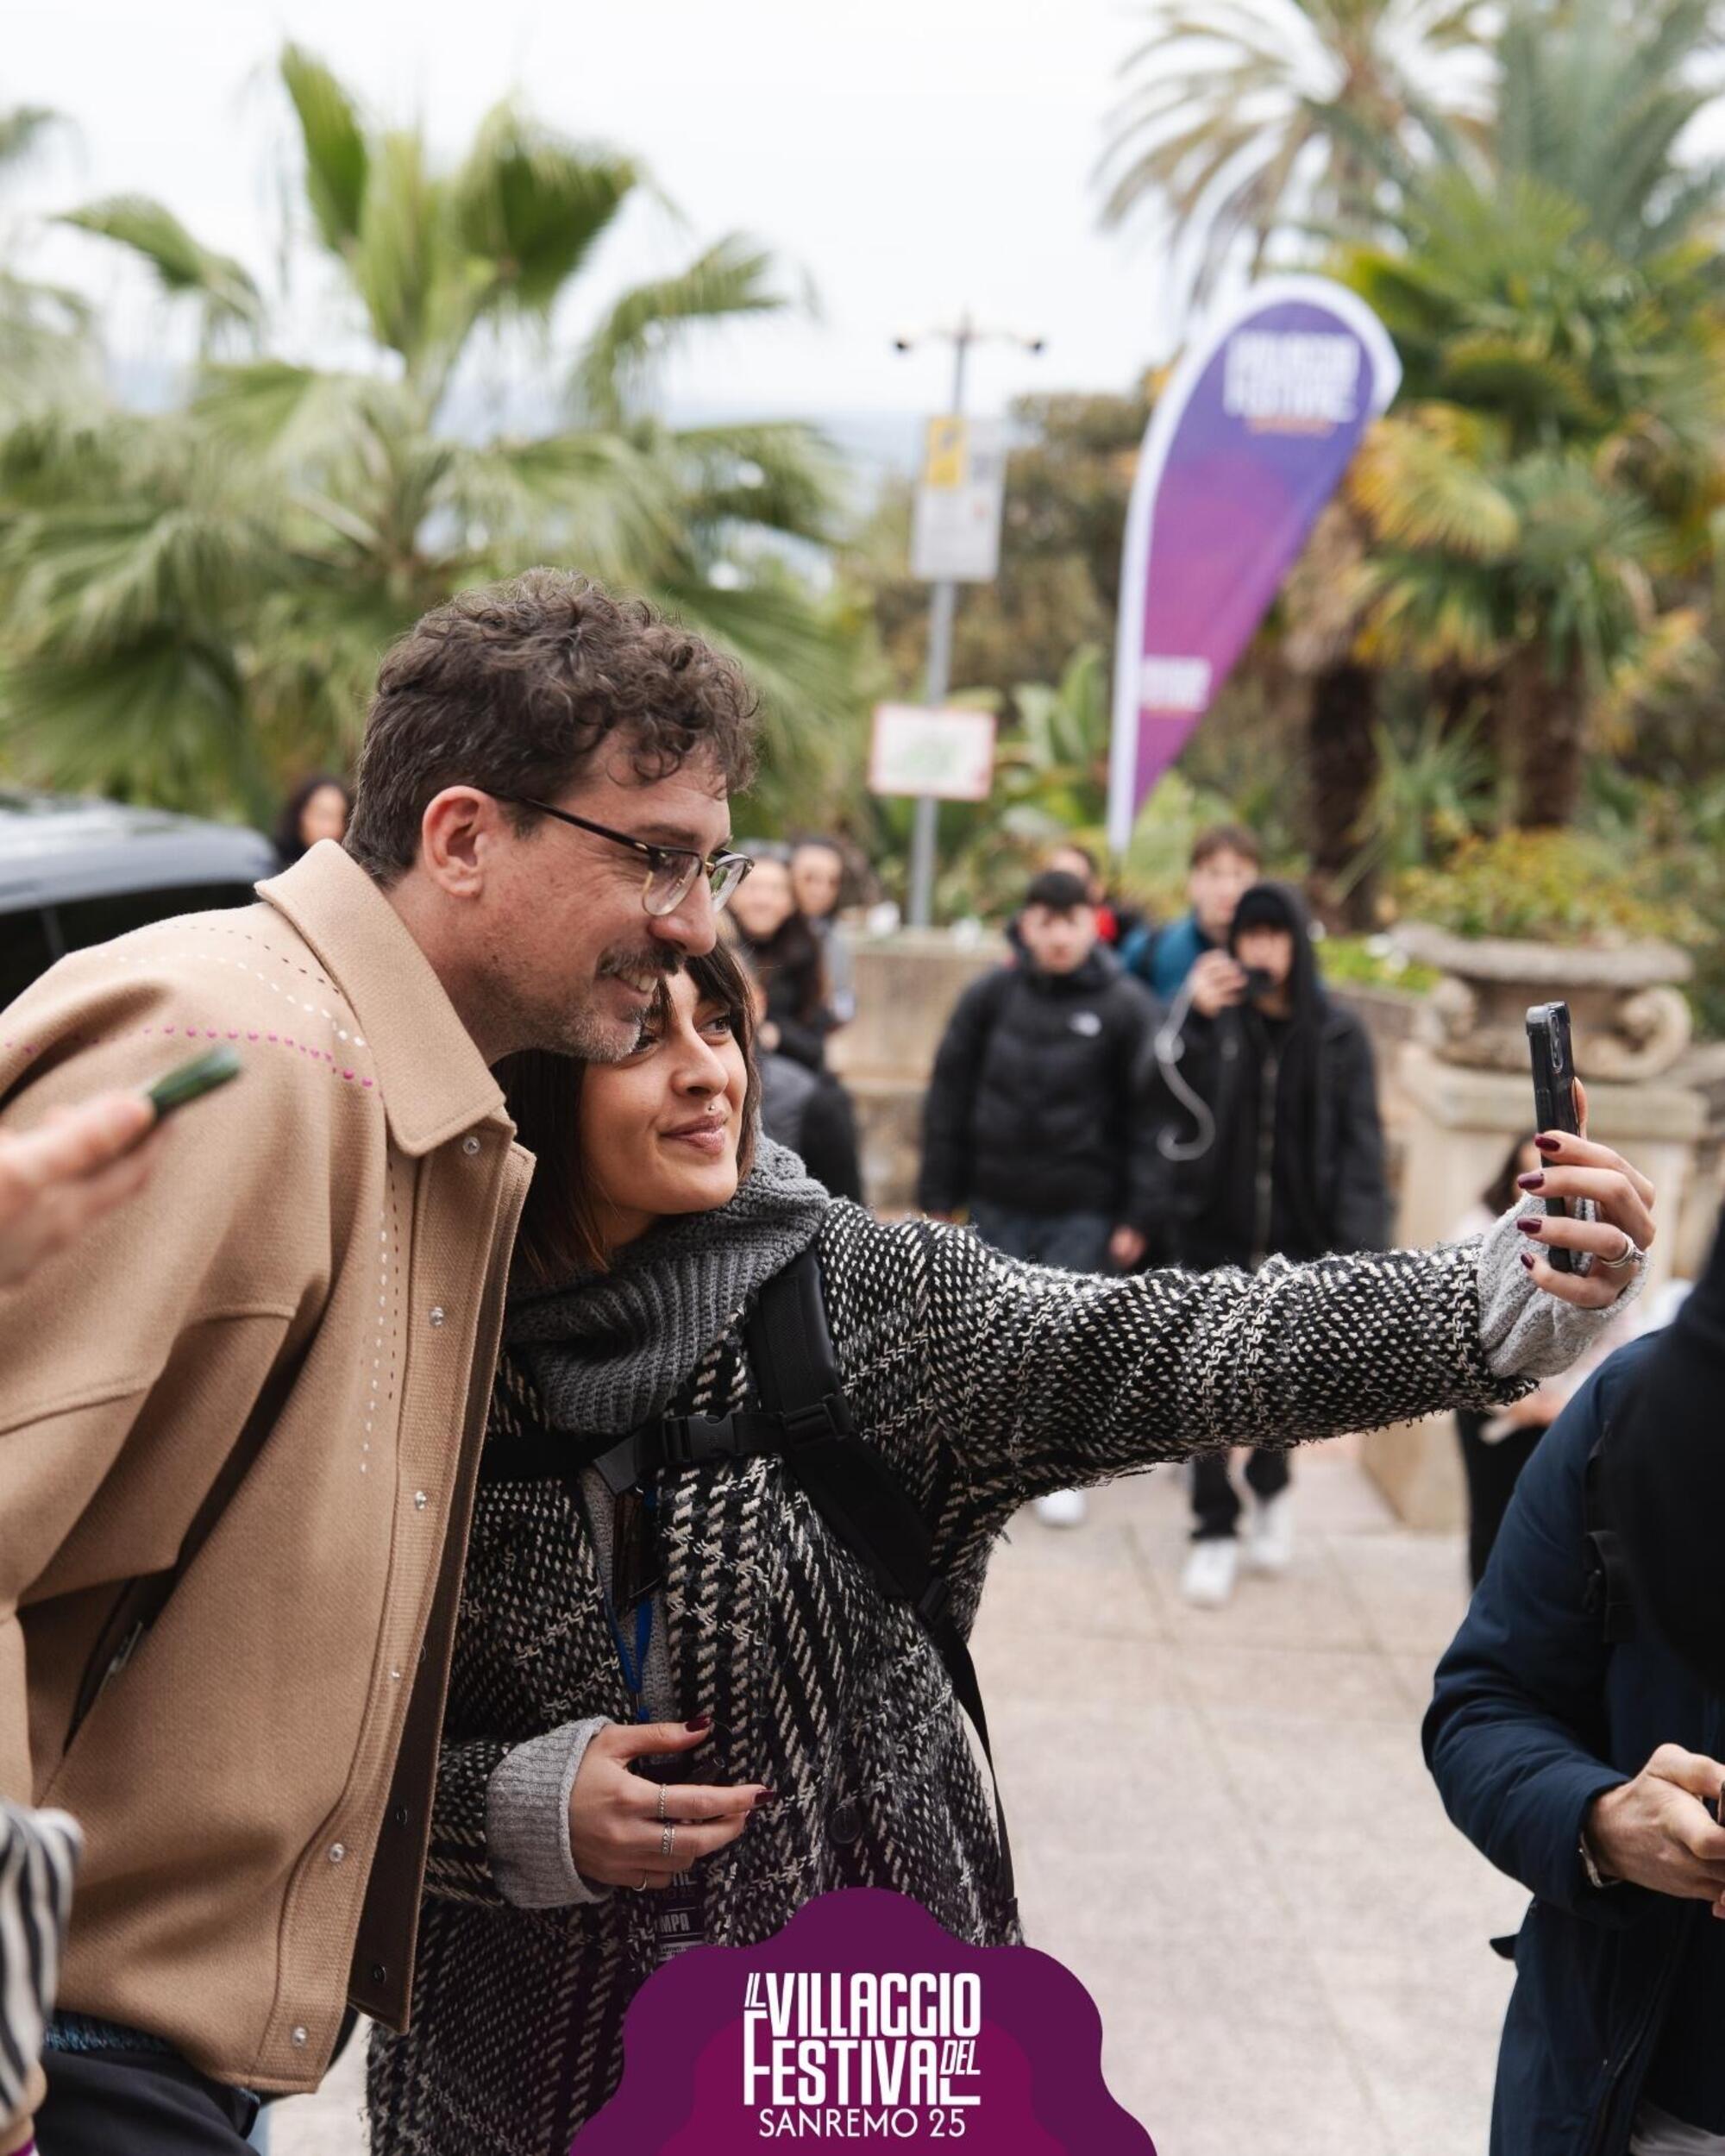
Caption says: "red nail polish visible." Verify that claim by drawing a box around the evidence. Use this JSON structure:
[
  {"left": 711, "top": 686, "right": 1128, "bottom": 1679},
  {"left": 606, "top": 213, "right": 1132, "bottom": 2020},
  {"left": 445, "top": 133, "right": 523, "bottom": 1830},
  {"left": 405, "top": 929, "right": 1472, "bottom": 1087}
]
[
  {"left": 1535, "top": 1134, "right": 1562, "bottom": 1153},
  {"left": 1516, "top": 1172, "right": 1545, "bottom": 1191},
  {"left": 686, "top": 1713, "right": 712, "bottom": 1732},
  {"left": 1516, "top": 1216, "right": 1544, "bottom": 1235},
  {"left": 1520, "top": 1250, "right": 1536, "bottom": 1271},
  {"left": 754, "top": 1788, "right": 781, "bottom": 1807}
]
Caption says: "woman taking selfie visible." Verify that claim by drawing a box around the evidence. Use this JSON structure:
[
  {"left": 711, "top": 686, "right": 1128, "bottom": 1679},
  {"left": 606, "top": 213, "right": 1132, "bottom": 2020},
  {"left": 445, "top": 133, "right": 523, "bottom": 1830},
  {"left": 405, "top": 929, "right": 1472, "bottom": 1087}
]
[{"left": 367, "top": 942, "right": 1656, "bottom": 2156}]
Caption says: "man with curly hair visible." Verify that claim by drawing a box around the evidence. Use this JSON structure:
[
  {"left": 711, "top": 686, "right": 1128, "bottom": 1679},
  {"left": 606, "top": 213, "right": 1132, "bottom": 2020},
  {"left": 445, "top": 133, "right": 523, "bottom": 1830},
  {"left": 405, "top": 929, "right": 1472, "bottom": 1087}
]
[{"left": 0, "top": 570, "right": 757, "bottom": 2156}]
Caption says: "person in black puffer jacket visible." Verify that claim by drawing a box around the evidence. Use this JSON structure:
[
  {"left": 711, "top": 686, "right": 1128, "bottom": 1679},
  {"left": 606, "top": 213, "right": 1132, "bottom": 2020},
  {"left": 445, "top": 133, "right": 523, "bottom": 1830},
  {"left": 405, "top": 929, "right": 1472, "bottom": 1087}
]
[
  {"left": 918, "top": 869, "right": 1159, "bottom": 1273},
  {"left": 919, "top": 869, "right": 1161, "bottom": 1528}
]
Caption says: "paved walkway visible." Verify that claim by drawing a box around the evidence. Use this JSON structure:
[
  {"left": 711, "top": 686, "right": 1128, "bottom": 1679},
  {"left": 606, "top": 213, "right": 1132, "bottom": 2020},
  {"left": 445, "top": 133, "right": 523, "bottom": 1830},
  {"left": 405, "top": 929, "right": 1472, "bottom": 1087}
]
[{"left": 272, "top": 1439, "right": 1521, "bottom": 2155}]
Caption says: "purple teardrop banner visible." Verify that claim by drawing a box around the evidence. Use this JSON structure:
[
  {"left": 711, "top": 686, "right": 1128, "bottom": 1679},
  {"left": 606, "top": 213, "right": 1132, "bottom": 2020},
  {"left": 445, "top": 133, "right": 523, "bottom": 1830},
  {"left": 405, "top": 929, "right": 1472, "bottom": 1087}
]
[
  {"left": 1106, "top": 275, "right": 1402, "bottom": 851},
  {"left": 571, "top": 1886, "right": 1155, "bottom": 2153}
]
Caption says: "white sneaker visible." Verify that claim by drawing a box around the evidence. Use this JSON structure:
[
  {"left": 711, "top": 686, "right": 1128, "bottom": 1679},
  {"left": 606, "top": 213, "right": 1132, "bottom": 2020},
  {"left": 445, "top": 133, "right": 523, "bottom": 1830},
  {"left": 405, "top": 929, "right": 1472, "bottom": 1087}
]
[
  {"left": 1246, "top": 1491, "right": 1295, "bottom": 1575},
  {"left": 1035, "top": 1489, "right": 1088, "bottom": 1529},
  {"left": 1181, "top": 1537, "right": 1239, "bottom": 1607}
]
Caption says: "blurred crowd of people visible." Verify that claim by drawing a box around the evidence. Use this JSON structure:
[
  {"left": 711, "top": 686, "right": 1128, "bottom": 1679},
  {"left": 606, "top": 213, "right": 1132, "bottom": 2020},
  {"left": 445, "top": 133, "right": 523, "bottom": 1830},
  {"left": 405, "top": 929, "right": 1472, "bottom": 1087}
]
[{"left": 918, "top": 821, "right": 1397, "bottom": 1595}]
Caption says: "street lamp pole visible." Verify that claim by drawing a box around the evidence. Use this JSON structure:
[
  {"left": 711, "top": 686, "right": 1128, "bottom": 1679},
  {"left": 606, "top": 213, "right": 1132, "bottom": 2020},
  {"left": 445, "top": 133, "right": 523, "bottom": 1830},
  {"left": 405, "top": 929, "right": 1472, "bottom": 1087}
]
[
  {"left": 896, "top": 315, "right": 1042, "bottom": 931},
  {"left": 906, "top": 318, "right": 972, "bottom": 933}
]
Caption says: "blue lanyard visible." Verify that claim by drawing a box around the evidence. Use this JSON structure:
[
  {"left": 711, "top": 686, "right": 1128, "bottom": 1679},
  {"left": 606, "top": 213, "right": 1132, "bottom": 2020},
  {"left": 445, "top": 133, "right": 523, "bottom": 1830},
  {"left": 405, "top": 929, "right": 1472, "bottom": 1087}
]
[{"left": 607, "top": 1594, "right": 654, "bottom": 1724}]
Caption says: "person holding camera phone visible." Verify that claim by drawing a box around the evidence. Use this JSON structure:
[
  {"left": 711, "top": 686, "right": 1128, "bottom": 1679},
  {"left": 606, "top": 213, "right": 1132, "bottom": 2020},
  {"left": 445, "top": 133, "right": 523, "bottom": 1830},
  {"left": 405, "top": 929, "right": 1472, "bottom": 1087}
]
[
  {"left": 1141, "top": 880, "right": 1392, "bottom": 1606},
  {"left": 361, "top": 931, "right": 1654, "bottom": 2156}
]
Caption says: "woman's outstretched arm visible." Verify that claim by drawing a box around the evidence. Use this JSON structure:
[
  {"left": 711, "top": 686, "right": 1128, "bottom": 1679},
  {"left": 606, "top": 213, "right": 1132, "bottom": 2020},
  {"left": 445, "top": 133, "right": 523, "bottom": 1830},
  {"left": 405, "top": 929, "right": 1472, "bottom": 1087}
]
[{"left": 871, "top": 1118, "right": 1655, "bottom": 1543}]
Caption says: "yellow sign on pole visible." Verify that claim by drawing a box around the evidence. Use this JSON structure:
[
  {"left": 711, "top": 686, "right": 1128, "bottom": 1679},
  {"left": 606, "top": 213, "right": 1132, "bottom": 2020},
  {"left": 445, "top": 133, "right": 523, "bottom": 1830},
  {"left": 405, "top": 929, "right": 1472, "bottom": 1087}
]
[
  {"left": 921, "top": 416, "right": 969, "bottom": 490},
  {"left": 912, "top": 416, "right": 1007, "bottom": 583}
]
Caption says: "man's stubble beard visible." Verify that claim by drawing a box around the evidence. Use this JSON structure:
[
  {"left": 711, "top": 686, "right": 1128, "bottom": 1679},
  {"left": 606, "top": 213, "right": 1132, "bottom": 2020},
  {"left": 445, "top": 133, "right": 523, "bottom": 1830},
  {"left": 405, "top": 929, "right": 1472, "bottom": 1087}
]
[{"left": 496, "top": 939, "right": 687, "bottom": 1066}]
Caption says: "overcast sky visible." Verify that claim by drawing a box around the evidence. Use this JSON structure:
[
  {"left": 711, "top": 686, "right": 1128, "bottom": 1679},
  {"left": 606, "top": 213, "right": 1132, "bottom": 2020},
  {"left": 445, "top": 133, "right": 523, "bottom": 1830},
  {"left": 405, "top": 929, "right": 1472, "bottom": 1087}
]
[{"left": 4, "top": 0, "right": 1180, "bottom": 447}]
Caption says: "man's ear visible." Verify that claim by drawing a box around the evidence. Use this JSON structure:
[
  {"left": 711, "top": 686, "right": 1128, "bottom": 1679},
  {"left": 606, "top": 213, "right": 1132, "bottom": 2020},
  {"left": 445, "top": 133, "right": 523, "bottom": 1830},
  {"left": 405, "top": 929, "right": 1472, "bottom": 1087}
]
[{"left": 419, "top": 789, "right": 503, "bottom": 898}]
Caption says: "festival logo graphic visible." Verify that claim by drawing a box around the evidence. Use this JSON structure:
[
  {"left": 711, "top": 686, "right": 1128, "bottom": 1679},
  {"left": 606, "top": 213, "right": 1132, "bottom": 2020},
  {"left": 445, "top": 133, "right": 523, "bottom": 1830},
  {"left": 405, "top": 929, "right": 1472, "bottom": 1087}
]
[{"left": 573, "top": 1886, "right": 1153, "bottom": 2153}]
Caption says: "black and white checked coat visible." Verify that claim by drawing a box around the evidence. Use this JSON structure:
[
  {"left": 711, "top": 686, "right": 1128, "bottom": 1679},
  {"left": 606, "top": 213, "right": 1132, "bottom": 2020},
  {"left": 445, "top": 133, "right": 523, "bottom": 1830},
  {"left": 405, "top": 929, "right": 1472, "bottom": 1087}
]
[{"left": 367, "top": 1202, "right": 1510, "bottom": 2156}]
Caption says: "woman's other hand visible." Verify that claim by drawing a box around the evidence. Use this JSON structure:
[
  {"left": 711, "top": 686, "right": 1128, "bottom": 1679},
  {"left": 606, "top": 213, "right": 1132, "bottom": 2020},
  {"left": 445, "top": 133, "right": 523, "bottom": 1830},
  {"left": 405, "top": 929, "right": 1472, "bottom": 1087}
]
[
  {"left": 568, "top": 1718, "right": 775, "bottom": 1889},
  {"left": 1512, "top": 1080, "right": 1656, "bottom": 1309}
]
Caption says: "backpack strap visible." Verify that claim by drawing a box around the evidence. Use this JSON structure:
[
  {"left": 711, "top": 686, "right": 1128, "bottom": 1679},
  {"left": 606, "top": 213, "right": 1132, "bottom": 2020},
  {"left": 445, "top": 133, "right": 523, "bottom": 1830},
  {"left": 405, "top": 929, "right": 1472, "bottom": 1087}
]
[
  {"left": 1583, "top": 1428, "right": 1636, "bottom": 1645},
  {"left": 746, "top": 1249, "right": 1016, "bottom": 1906}
]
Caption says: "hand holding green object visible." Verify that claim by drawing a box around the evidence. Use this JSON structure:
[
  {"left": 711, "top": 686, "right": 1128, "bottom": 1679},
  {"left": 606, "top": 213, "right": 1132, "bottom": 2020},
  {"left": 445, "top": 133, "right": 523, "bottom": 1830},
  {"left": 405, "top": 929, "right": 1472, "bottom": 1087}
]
[{"left": 144, "top": 1044, "right": 243, "bottom": 1124}]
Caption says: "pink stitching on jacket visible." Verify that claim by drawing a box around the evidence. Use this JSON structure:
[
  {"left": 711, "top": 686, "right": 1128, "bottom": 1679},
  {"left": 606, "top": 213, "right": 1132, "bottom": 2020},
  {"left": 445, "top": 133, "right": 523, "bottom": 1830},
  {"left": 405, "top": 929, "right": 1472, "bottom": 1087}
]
[{"left": 3, "top": 1021, "right": 380, "bottom": 1096}]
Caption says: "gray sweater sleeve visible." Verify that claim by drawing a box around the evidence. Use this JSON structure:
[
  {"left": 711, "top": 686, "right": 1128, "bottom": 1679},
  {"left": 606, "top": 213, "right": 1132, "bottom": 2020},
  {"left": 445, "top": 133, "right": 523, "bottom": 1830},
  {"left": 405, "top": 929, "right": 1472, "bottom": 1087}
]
[
  {"left": 485, "top": 1719, "right": 615, "bottom": 1909},
  {"left": 1476, "top": 1197, "right": 1647, "bottom": 1380}
]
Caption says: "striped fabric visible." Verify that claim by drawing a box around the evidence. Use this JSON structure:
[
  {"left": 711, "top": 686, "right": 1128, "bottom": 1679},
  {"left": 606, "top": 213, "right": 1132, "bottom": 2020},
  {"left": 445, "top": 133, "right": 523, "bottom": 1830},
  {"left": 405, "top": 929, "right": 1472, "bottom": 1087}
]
[
  {"left": 0, "top": 1801, "right": 81, "bottom": 2121},
  {"left": 369, "top": 1205, "right": 1514, "bottom": 2156}
]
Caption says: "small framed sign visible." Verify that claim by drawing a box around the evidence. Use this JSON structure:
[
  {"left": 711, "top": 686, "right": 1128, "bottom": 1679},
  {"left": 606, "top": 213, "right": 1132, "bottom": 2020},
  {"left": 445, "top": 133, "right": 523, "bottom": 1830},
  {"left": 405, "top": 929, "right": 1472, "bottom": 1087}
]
[{"left": 868, "top": 704, "right": 997, "bottom": 802}]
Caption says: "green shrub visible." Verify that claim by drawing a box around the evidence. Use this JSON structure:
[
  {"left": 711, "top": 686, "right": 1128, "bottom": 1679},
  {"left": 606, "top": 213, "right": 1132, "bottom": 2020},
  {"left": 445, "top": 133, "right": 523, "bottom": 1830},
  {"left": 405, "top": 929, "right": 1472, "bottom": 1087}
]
[
  {"left": 1394, "top": 828, "right": 1706, "bottom": 946},
  {"left": 1317, "top": 935, "right": 1441, "bottom": 994}
]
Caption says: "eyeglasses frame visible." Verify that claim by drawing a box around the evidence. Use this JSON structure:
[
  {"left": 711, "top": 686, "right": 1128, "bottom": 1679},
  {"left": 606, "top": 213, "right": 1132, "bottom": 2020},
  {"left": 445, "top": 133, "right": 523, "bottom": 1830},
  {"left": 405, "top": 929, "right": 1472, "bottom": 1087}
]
[{"left": 492, "top": 794, "right": 754, "bottom": 918}]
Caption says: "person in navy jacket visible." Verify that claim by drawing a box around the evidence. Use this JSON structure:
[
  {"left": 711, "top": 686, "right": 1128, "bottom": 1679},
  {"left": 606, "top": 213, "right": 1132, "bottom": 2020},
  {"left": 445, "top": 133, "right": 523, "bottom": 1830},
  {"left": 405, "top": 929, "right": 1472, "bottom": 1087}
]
[{"left": 1426, "top": 1334, "right": 1725, "bottom": 2156}]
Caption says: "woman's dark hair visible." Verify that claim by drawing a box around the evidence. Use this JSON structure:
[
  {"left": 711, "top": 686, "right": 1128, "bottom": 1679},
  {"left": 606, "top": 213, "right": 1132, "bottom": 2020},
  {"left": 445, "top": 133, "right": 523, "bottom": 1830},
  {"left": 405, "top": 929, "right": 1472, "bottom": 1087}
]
[
  {"left": 499, "top": 940, "right": 762, "bottom": 1289},
  {"left": 273, "top": 773, "right": 353, "bottom": 866},
  {"left": 1482, "top": 1133, "right": 1537, "bottom": 1216}
]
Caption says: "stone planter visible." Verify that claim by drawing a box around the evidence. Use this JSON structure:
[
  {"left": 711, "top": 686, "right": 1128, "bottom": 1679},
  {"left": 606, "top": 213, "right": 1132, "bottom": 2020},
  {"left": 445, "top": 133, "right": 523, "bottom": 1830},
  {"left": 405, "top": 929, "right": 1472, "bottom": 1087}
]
[{"left": 1393, "top": 921, "right": 1694, "bottom": 1081}]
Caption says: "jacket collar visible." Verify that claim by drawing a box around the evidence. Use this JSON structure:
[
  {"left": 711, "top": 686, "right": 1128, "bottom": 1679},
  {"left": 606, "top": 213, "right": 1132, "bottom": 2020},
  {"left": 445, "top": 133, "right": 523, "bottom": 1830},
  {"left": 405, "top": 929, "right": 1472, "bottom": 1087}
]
[
  {"left": 257, "top": 841, "right": 507, "bottom": 1158},
  {"left": 1023, "top": 946, "right": 1118, "bottom": 996}
]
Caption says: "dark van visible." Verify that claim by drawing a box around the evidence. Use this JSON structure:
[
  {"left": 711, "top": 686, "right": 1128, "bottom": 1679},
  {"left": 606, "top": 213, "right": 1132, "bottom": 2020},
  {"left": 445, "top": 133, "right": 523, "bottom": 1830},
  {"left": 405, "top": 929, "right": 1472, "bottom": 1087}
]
[{"left": 0, "top": 792, "right": 274, "bottom": 1008}]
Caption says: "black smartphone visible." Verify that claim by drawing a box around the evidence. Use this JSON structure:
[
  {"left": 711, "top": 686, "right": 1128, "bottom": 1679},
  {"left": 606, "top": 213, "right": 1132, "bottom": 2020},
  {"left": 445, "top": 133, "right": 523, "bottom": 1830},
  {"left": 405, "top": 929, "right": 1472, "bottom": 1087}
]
[
  {"left": 144, "top": 1044, "right": 243, "bottom": 1126},
  {"left": 1526, "top": 1002, "right": 1580, "bottom": 1276}
]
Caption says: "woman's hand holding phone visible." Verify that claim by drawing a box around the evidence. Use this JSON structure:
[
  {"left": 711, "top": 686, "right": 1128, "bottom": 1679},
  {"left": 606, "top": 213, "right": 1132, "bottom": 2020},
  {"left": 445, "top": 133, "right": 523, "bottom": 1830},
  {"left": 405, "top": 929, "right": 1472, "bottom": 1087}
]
[{"left": 1513, "top": 1078, "right": 1657, "bottom": 1308}]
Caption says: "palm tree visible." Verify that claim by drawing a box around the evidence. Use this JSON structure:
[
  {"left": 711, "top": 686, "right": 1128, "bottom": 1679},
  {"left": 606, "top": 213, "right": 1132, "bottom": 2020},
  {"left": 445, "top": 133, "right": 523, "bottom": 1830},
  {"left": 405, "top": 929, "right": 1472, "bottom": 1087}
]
[
  {"left": 1097, "top": 0, "right": 1492, "bottom": 309},
  {"left": 1341, "top": 138, "right": 1725, "bottom": 824},
  {"left": 0, "top": 102, "right": 96, "bottom": 419},
  {"left": 1290, "top": 0, "right": 1725, "bottom": 843},
  {"left": 0, "top": 48, "right": 852, "bottom": 822}
]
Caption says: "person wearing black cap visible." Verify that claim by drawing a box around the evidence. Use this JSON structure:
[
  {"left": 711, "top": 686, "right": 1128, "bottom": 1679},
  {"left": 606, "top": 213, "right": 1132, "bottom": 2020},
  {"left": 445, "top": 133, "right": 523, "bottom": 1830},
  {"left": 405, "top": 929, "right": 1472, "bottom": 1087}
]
[
  {"left": 1143, "top": 879, "right": 1391, "bottom": 1603},
  {"left": 919, "top": 867, "right": 1161, "bottom": 1527}
]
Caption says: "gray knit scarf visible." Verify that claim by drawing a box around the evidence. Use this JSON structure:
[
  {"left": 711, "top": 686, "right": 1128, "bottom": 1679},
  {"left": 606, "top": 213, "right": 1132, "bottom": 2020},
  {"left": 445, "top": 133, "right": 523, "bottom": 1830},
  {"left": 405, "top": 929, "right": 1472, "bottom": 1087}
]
[{"left": 502, "top": 1136, "right": 831, "bottom": 1435}]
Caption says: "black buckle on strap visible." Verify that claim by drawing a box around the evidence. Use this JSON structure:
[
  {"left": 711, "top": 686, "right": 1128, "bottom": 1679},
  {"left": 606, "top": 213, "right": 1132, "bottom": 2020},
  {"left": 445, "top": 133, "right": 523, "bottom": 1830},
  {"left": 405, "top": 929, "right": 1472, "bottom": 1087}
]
[
  {"left": 660, "top": 1414, "right": 737, "bottom": 1468},
  {"left": 782, "top": 1393, "right": 854, "bottom": 1447},
  {"left": 916, "top": 1576, "right": 951, "bottom": 1627}
]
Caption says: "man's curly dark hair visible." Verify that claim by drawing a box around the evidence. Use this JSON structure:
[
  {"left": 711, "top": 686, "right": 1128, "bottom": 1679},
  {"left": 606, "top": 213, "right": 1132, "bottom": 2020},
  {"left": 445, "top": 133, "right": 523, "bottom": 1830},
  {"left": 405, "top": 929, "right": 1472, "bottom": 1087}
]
[{"left": 345, "top": 568, "right": 758, "bottom": 885}]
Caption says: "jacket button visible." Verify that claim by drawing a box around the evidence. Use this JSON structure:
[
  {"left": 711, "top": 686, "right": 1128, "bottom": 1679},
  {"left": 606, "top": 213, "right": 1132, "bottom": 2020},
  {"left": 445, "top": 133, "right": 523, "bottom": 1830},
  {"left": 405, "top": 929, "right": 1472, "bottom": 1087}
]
[
  {"left": 413, "top": 1491, "right": 428, "bottom": 1510},
  {"left": 327, "top": 1842, "right": 346, "bottom": 1864},
  {"left": 392, "top": 1805, "right": 410, "bottom": 1829},
  {"left": 429, "top": 1306, "right": 446, "bottom": 1329},
  {"left": 461, "top": 1135, "right": 480, "bottom": 1157},
  {"left": 370, "top": 1962, "right": 387, "bottom": 1986},
  {"left": 826, "top": 1799, "right": 862, "bottom": 1847},
  {"left": 291, "top": 2027, "right": 308, "bottom": 2046}
]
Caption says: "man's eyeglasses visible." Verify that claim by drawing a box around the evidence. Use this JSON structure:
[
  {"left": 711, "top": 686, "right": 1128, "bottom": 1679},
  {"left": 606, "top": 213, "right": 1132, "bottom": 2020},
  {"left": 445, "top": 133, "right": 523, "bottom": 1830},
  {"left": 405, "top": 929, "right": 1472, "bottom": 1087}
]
[{"left": 494, "top": 796, "right": 754, "bottom": 919}]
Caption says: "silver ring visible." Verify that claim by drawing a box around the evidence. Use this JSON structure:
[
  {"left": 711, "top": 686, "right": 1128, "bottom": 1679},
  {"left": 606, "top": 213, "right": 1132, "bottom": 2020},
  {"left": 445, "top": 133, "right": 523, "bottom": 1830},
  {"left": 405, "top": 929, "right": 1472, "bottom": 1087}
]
[
  {"left": 661, "top": 1823, "right": 676, "bottom": 1858},
  {"left": 639, "top": 1873, "right": 650, "bottom": 1891},
  {"left": 656, "top": 1786, "right": 668, "bottom": 1823},
  {"left": 1599, "top": 1232, "right": 1644, "bottom": 1274}
]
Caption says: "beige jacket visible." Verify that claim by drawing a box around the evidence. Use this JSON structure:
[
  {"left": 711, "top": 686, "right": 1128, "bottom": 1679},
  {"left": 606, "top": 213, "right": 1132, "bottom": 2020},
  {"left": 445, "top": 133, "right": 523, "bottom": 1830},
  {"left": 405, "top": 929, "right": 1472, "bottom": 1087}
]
[{"left": 0, "top": 842, "right": 530, "bottom": 2127}]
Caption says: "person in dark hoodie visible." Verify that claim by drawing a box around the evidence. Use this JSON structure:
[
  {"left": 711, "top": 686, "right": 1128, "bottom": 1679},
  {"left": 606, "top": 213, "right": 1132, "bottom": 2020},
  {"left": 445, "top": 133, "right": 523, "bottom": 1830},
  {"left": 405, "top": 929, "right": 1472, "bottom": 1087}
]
[
  {"left": 919, "top": 867, "right": 1159, "bottom": 1527},
  {"left": 1143, "top": 879, "right": 1390, "bottom": 1604}
]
